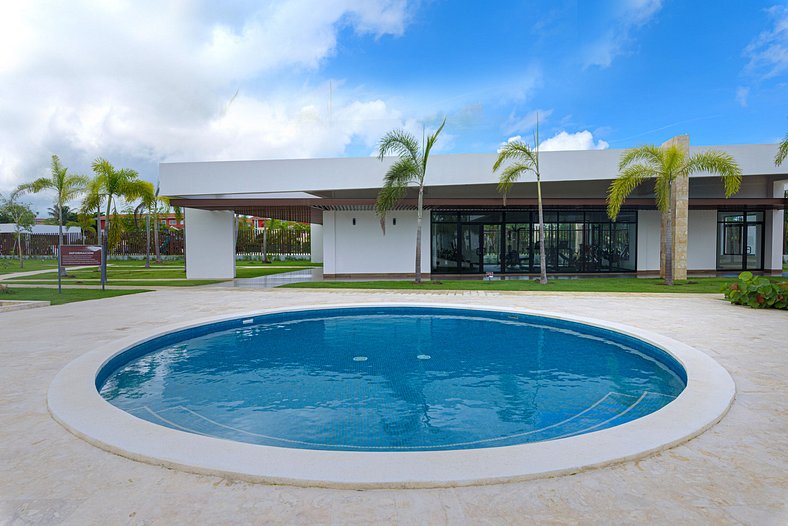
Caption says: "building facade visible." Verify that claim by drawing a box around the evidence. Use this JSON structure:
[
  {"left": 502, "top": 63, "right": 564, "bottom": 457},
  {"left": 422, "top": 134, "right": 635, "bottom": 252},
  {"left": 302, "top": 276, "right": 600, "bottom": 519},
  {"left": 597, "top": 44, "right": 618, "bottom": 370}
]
[{"left": 159, "top": 142, "right": 787, "bottom": 279}]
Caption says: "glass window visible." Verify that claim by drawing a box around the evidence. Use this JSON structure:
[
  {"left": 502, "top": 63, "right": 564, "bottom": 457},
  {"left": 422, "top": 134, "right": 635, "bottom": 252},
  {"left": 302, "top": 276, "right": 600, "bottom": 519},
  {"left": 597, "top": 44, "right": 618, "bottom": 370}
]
[
  {"left": 431, "top": 223, "right": 458, "bottom": 273},
  {"left": 431, "top": 212, "right": 457, "bottom": 223},
  {"left": 459, "top": 212, "right": 502, "bottom": 223},
  {"left": 716, "top": 210, "right": 764, "bottom": 270}
]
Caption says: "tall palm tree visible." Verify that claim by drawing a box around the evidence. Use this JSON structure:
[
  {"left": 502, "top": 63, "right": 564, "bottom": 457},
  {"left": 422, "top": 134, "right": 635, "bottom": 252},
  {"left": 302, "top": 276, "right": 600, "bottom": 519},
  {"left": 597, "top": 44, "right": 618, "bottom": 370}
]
[
  {"left": 375, "top": 119, "right": 446, "bottom": 284},
  {"left": 608, "top": 144, "right": 742, "bottom": 285},
  {"left": 493, "top": 120, "right": 548, "bottom": 285},
  {"left": 20, "top": 155, "right": 87, "bottom": 275},
  {"left": 134, "top": 181, "right": 157, "bottom": 268},
  {"left": 776, "top": 132, "right": 788, "bottom": 166},
  {"left": 90, "top": 158, "right": 149, "bottom": 249}
]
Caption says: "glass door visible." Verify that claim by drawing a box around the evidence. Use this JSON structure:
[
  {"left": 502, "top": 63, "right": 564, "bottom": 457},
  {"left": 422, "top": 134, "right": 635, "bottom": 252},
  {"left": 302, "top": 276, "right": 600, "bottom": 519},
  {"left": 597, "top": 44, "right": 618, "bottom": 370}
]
[
  {"left": 482, "top": 224, "right": 502, "bottom": 272},
  {"left": 504, "top": 224, "right": 531, "bottom": 272},
  {"left": 459, "top": 224, "right": 481, "bottom": 273}
]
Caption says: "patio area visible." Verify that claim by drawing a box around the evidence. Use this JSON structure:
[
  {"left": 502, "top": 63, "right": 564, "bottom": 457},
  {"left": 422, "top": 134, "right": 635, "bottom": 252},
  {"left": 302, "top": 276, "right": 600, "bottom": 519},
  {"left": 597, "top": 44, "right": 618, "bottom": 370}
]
[{"left": 1, "top": 287, "right": 786, "bottom": 524}]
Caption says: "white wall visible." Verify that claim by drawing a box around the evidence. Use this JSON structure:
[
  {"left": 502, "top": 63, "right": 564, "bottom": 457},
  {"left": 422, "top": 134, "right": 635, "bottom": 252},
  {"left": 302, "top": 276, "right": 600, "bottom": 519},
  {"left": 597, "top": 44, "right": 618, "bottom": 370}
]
[
  {"left": 323, "top": 210, "right": 431, "bottom": 275},
  {"left": 687, "top": 210, "right": 718, "bottom": 270},
  {"left": 310, "top": 224, "right": 323, "bottom": 263},
  {"left": 764, "top": 180, "right": 787, "bottom": 271},
  {"left": 637, "top": 210, "right": 661, "bottom": 271},
  {"left": 184, "top": 208, "right": 236, "bottom": 279}
]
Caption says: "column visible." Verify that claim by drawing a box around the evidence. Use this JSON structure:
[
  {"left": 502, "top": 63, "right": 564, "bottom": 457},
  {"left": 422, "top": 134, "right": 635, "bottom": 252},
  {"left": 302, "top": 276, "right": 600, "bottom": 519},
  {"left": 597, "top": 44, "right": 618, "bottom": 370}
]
[{"left": 184, "top": 208, "right": 236, "bottom": 279}]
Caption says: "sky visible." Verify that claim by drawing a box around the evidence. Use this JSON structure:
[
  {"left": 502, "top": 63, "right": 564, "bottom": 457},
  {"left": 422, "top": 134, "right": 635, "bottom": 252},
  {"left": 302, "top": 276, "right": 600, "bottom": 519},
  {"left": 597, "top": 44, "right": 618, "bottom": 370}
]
[{"left": 1, "top": 0, "right": 786, "bottom": 215}]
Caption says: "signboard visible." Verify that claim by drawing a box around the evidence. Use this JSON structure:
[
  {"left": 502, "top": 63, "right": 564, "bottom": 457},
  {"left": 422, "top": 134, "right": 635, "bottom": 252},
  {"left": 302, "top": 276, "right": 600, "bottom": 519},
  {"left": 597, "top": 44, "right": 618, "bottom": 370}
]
[{"left": 61, "top": 245, "right": 102, "bottom": 266}]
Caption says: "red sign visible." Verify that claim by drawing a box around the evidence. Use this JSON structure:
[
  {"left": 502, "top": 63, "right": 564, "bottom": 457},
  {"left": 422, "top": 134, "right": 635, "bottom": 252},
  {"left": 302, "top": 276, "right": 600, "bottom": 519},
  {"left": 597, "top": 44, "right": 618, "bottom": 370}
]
[{"left": 61, "top": 245, "right": 102, "bottom": 266}]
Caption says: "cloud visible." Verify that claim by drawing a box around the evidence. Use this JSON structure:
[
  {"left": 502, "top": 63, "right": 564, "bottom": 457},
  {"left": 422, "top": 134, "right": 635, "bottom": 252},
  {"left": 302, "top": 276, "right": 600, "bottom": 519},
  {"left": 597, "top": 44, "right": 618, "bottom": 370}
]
[
  {"left": 735, "top": 86, "right": 750, "bottom": 107},
  {"left": 0, "top": 1, "right": 410, "bottom": 212},
  {"left": 742, "top": 5, "right": 788, "bottom": 81},
  {"left": 583, "top": 0, "right": 663, "bottom": 69},
  {"left": 539, "top": 131, "right": 610, "bottom": 151},
  {"left": 504, "top": 109, "right": 554, "bottom": 135}
]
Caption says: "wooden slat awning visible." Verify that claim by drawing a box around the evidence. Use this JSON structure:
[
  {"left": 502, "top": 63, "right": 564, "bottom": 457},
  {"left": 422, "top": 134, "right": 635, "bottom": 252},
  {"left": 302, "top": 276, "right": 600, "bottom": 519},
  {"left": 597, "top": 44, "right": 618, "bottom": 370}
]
[{"left": 169, "top": 196, "right": 788, "bottom": 224}]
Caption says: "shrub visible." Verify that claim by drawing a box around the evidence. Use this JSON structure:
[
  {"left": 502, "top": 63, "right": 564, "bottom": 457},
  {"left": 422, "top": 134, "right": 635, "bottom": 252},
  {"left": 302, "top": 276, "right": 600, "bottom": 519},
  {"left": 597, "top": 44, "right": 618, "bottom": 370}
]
[{"left": 723, "top": 271, "right": 788, "bottom": 309}]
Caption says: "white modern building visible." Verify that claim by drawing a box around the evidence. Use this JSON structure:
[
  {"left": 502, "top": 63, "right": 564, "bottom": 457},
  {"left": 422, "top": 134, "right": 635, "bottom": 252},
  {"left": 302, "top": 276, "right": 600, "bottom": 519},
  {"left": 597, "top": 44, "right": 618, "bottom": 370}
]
[{"left": 159, "top": 141, "right": 787, "bottom": 280}]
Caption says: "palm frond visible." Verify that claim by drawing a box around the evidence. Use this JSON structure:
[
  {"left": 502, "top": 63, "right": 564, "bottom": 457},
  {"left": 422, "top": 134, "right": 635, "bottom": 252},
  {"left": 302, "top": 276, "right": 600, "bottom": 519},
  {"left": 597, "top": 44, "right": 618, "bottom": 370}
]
[
  {"left": 492, "top": 140, "right": 537, "bottom": 172},
  {"left": 422, "top": 118, "right": 446, "bottom": 176},
  {"left": 374, "top": 182, "right": 408, "bottom": 220},
  {"left": 653, "top": 173, "right": 671, "bottom": 213},
  {"left": 775, "top": 132, "right": 788, "bottom": 166},
  {"left": 686, "top": 150, "right": 742, "bottom": 198},
  {"left": 607, "top": 164, "right": 654, "bottom": 218},
  {"left": 375, "top": 158, "right": 418, "bottom": 219},
  {"left": 617, "top": 145, "right": 663, "bottom": 171},
  {"left": 378, "top": 129, "right": 420, "bottom": 163},
  {"left": 496, "top": 164, "right": 528, "bottom": 196}
]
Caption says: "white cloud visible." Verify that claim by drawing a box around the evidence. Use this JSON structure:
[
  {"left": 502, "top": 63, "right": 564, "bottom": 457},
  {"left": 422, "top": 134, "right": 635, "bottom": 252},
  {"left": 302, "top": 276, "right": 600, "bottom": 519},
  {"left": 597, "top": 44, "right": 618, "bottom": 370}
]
[
  {"left": 583, "top": 0, "right": 662, "bottom": 69},
  {"left": 736, "top": 86, "right": 750, "bottom": 107},
  {"left": 539, "top": 131, "right": 609, "bottom": 152},
  {"left": 0, "top": 1, "right": 410, "bottom": 212},
  {"left": 742, "top": 5, "right": 788, "bottom": 81},
  {"left": 504, "top": 109, "right": 554, "bottom": 135}
]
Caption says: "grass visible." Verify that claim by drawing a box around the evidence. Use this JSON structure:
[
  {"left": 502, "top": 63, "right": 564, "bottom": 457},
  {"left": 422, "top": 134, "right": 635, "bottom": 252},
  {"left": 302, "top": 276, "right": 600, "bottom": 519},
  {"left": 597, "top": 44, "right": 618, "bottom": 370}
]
[
  {"left": 282, "top": 276, "right": 787, "bottom": 294},
  {"left": 7, "top": 264, "right": 299, "bottom": 287},
  {"left": 237, "top": 259, "right": 321, "bottom": 267},
  {"left": 0, "top": 259, "right": 58, "bottom": 274},
  {"left": 0, "top": 287, "right": 150, "bottom": 305}
]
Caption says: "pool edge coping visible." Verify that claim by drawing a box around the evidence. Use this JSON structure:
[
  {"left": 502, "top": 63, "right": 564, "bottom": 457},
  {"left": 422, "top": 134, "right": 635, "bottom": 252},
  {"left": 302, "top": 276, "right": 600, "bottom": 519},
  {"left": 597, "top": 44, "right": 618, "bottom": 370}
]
[{"left": 47, "top": 302, "right": 735, "bottom": 489}]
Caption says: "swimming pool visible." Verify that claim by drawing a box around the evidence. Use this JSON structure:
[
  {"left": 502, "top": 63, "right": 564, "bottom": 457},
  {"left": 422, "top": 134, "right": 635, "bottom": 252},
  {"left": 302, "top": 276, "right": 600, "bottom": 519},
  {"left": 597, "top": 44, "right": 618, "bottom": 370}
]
[
  {"left": 48, "top": 303, "right": 734, "bottom": 487},
  {"left": 98, "top": 306, "right": 686, "bottom": 451}
]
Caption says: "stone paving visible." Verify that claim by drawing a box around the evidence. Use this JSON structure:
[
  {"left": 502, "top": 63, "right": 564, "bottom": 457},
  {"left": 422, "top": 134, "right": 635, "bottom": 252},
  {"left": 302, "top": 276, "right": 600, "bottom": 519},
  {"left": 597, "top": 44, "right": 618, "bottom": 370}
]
[{"left": 1, "top": 288, "right": 786, "bottom": 525}]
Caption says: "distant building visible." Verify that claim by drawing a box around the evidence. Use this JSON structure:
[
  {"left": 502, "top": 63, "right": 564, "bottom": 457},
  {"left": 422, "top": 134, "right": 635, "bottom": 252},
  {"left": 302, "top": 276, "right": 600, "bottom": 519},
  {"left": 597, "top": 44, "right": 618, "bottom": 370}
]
[{"left": 0, "top": 224, "right": 81, "bottom": 235}]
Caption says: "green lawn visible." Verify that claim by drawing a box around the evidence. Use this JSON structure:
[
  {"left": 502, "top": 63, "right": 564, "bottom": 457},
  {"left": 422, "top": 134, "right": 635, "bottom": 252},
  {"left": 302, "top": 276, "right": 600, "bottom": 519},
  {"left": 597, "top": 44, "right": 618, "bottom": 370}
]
[
  {"left": 0, "top": 287, "right": 150, "bottom": 305},
  {"left": 282, "top": 276, "right": 787, "bottom": 294},
  {"left": 8, "top": 264, "right": 300, "bottom": 287},
  {"left": 237, "top": 259, "right": 321, "bottom": 267},
  {"left": 0, "top": 259, "right": 58, "bottom": 274}
]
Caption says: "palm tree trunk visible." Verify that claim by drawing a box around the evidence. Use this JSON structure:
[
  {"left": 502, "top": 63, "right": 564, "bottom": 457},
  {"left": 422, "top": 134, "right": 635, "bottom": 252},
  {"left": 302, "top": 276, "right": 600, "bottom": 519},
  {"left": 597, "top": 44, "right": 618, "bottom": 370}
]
[
  {"left": 262, "top": 223, "right": 269, "bottom": 263},
  {"left": 16, "top": 227, "right": 23, "bottom": 269},
  {"left": 415, "top": 186, "right": 424, "bottom": 284},
  {"left": 153, "top": 210, "right": 161, "bottom": 263},
  {"left": 145, "top": 213, "right": 151, "bottom": 268},
  {"left": 665, "top": 185, "right": 674, "bottom": 286},
  {"left": 536, "top": 176, "right": 548, "bottom": 285},
  {"left": 58, "top": 206, "right": 65, "bottom": 277}
]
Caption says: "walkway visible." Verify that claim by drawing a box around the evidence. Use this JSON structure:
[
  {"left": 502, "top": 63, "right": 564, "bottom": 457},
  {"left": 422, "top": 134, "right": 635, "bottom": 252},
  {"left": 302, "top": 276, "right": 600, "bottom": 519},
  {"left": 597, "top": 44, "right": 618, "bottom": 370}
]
[{"left": 1, "top": 289, "right": 785, "bottom": 524}]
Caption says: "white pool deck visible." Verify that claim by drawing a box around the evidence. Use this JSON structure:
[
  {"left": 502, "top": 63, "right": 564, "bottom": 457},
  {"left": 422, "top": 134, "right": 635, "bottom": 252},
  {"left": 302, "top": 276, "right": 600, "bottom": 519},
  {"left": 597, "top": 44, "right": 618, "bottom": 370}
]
[{"left": 1, "top": 288, "right": 786, "bottom": 524}]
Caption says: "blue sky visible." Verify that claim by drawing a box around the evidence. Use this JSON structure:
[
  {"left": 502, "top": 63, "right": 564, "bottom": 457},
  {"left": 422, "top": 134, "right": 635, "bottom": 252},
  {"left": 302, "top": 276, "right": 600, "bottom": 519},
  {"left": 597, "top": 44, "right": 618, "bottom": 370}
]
[{"left": 0, "top": 0, "right": 786, "bottom": 213}]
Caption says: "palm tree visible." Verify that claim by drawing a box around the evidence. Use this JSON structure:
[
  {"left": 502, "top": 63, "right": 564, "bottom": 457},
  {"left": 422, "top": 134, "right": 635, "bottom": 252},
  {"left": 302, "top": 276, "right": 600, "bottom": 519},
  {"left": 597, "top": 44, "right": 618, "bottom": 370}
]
[
  {"left": 493, "top": 120, "right": 548, "bottom": 285},
  {"left": 20, "top": 155, "right": 87, "bottom": 275},
  {"left": 375, "top": 119, "right": 446, "bottom": 284},
  {"left": 134, "top": 181, "right": 157, "bottom": 268},
  {"left": 90, "top": 158, "right": 149, "bottom": 249},
  {"left": 776, "top": 132, "right": 788, "bottom": 166},
  {"left": 608, "top": 144, "right": 742, "bottom": 285}
]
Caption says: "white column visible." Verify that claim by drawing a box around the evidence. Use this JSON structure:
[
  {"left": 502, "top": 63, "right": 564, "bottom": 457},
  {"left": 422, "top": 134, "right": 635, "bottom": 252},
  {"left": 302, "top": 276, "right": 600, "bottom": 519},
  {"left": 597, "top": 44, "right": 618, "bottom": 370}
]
[
  {"left": 765, "top": 180, "right": 787, "bottom": 272},
  {"left": 636, "top": 210, "right": 661, "bottom": 272},
  {"left": 184, "top": 208, "right": 236, "bottom": 279},
  {"left": 310, "top": 223, "right": 324, "bottom": 263}
]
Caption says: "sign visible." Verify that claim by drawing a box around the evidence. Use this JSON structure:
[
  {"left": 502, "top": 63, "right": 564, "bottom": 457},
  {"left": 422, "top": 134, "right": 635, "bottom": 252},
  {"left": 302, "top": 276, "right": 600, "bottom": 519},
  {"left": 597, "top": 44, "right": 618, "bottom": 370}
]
[{"left": 61, "top": 245, "right": 102, "bottom": 266}]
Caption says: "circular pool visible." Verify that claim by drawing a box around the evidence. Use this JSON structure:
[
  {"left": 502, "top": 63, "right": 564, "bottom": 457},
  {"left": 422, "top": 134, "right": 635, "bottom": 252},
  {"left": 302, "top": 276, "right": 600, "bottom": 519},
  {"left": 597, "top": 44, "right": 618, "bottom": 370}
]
[
  {"left": 48, "top": 303, "right": 734, "bottom": 488},
  {"left": 98, "top": 306, "right": 686, "bottom": 451}
]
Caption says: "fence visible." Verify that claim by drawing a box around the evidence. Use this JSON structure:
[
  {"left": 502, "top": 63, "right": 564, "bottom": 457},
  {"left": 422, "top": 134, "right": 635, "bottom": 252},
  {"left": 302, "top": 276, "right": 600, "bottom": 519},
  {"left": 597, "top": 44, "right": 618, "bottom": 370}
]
[{"left": 0, "top": 228, "right": 310, "bottom": 258}]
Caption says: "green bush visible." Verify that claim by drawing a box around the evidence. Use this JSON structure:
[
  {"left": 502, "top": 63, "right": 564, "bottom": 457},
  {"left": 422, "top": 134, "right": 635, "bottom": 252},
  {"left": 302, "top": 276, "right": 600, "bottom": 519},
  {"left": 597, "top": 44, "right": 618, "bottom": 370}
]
[{"left": 723, "top": 271, "right": 788, "bottom": 309}]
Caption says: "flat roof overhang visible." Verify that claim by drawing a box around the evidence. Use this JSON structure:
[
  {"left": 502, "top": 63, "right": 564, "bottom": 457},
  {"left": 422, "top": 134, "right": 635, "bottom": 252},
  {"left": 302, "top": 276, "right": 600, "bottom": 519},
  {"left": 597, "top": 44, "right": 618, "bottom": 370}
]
[{"left": 169, "top": 197, "right": 788, "bottom": 224}]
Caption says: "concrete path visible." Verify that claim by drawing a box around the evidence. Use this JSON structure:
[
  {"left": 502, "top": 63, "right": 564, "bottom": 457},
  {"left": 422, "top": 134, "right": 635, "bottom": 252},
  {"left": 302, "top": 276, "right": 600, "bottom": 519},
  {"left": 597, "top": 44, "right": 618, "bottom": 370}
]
[{"left": 0, "top": 289, "right": 785, "bottom": 525}]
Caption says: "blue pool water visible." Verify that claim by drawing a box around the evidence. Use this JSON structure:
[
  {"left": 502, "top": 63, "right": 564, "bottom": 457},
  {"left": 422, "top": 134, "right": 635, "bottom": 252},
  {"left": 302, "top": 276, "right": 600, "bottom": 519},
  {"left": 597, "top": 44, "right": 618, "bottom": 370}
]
[{"left": 99, "top": 307, "right": 686, "bottom": 451}]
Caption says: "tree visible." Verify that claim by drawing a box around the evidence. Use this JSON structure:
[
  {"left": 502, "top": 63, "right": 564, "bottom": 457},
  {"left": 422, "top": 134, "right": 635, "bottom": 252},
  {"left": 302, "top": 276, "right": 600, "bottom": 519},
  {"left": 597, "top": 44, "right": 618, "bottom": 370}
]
[
  {"left": 0, "top": 189, "right": 35, "bottom": 268},
  {"left": 607, "top": 144, "right": 742, "bottom": 285},
  {"left": 90, "top": 158, "right": 149, "bottom": 251},
  {"left": 375, "top": 119, "right": 446, "bottom": 284},
  {"left": 20, "top": 155, "right": 87, "bottom": 275},
  {"left": 133, "top": 181, "right": 157, "bottom": 268},
  {"left": 493, "top": 120, "right": 548, "bottom": 285},
  {"left": 775, "top": 132, "right": 787, "bottom": 166}
]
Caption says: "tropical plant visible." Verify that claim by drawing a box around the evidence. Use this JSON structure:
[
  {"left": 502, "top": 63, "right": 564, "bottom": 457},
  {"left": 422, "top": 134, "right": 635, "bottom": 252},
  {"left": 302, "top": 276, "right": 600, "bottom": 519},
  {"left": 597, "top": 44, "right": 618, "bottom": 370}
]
[
  {"left": 493, "top": 119, "right": 547, "bottom": 285},
  {"left": 44, "top": 204, "right": 78, "bottom": 225},
  {"left": 723, "top": 271, "right": 788, "bottom": 309},
  {"left": 90, "top": 158, "right": 149, "bottom": 251},
  {"left": 607, "top": 144, "right": 742, "bottom": 285},
  {"left": 375, "top": 119, "right": 446, "bottom": 283},
  {"left": 0, "top": 189, "right": 35, "bottom": 268},
  {"left": 775, "top": 132, "right": 788, "bottom": 166},
  {"left": 133, "top": 181, "right": 157, "bottom": 268},
  {"left": 19, "top": 155, "right": 88, "bottom": 275}
]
